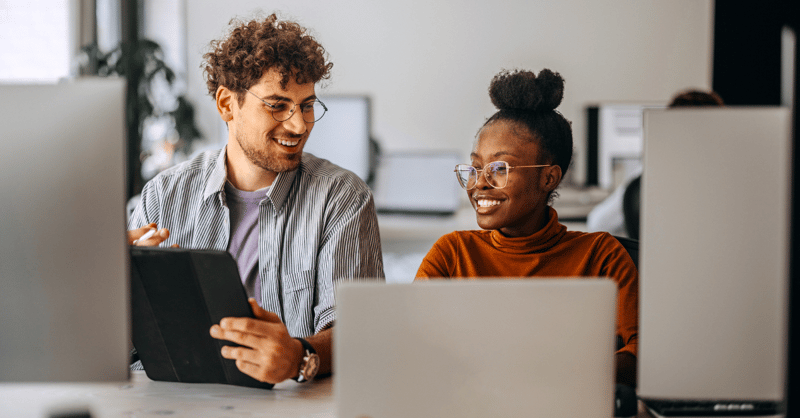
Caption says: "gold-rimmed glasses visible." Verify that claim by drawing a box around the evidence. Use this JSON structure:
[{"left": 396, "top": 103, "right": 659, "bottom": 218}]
[
  {"left": 246, "top": 89, "right": 327, "bottom": 123},
  {"left": 454, "top": 161, "right": 551, "bottom": 190}
]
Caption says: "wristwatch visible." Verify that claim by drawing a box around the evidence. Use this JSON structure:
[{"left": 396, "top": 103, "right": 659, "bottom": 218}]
[{"left": 293, "top": 338, "right": 320, "bottom": 382}]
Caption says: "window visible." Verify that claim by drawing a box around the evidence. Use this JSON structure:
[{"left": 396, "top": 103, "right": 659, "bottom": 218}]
[{"left": 0, "top": 0, "right": 73, "bottom": 83}]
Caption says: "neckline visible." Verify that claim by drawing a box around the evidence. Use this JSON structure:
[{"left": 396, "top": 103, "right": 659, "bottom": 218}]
[{"left": 488, "top": 207, "right": 567, "bottom": 254}]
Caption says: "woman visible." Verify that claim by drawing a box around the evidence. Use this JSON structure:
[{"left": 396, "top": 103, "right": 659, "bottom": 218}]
[{"left": 415, "top": 69, "right": 638, "bottom": 387}]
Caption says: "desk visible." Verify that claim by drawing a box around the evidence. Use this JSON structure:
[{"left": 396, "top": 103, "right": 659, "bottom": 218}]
[
  {"left": 0, "top": 371, "right": 676, "bottom": 418},
  {"left": 0, "top": 371, "right": 335, "bottom": 418}
]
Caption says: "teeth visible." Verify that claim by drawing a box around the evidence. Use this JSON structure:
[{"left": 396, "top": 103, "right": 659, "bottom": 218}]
[
  {"left": 277, "top": 138, "right": 300, "bottom": 147},
  {"left": 477, "top": 199, "right": 502, "bottom": 207}
]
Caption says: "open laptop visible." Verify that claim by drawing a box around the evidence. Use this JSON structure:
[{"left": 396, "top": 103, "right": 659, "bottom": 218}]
[{"left": 335, "top": 279, "right": 618, "bottom": 418}]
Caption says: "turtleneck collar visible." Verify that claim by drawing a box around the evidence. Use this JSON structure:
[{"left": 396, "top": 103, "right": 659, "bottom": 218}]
[{"left": 489, "top": 207, "right": 567, "bottom": 254}]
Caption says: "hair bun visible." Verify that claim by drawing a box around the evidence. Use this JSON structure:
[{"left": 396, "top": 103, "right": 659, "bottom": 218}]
[{"left": 488, "top": 68, "right": 564, "bottom": 112}]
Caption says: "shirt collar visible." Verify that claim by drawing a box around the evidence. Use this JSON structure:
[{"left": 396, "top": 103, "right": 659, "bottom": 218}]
[
  {"left": 203, "top": 146, "right": 229, "bottom": 202},
  {"left": 489, "top": 207, "right": 567, "bottom": 253},
  {"left": 266, "top": 166, "right": 298, "bottom": 211},
  {"left": 202, "top": 145, "right": 299, "bottom": 211}
]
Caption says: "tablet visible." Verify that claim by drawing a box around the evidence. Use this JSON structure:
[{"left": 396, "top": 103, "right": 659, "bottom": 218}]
[{"left": 130, "top": 246, "right": 273, "bottom": 389}]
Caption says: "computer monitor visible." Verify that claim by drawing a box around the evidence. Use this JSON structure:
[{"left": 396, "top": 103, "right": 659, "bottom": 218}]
[
  {"left": 0, "top": 78, "right": 130, "bottom": 381},
  {"left": 303, "top": 95, "right": 373, "bottom": 183},
  {"left": 783, "top": 21, "right": 799, "bottom": 417},
  {"left": 586, "top": 103, "right": 665, "bottom": 189},
  {"left": 372, "top": 151, "right": 462, "bottom": 215},
  {"left": 638, "top": 107, "right": 791, "bottom": 406}
]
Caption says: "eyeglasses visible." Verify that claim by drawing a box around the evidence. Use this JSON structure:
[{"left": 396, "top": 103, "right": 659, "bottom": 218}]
[
  {"left": 454, "top": 161, "right": 552, "bottom": 190},
  {"left": 246, "top": 90, "right": 328, "bottom": 123}
]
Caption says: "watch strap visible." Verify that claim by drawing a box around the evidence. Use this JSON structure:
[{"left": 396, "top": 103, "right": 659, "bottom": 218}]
[{"left": 292, "top": 337, "right": 318, "bottom": 382}]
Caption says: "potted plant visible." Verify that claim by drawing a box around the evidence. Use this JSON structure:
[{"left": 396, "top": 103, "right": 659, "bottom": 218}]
[{"left": 80, "top": 39, "right": 202, "bottom": 198}]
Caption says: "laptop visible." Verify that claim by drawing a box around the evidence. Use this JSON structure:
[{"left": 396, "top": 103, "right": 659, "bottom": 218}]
[{"left": 335, "top": 279, "right": 618, "bottom": 418}]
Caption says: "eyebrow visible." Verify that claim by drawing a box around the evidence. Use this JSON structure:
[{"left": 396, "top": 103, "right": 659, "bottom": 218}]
[
  {"left": 469, "top": 151, "right": 520, "bottom": 160},
  {"left": 258, "top": 93, "right": 318, "bottom": 103}
]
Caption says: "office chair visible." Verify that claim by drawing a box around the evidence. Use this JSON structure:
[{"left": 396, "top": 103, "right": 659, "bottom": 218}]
[
  {"left": 611, "top": 233, "right": 640, "bottom": 418},
  {"left": 613, "top": 235, "right": 639, "bottom": 270},
  {"left": 622, "top": 175, "right": 641, "bottom": 241},
  {"left": 612, "top": 234, "right": 638, "bottom": 354}
]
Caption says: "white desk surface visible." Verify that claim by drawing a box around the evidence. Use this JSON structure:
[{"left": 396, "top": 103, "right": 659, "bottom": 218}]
[
  {"left": 0, "top": 371, "right": 765, "bottom": 418},
  {"left": 0, "top": 371, "right": 335, "bottom": 418}
]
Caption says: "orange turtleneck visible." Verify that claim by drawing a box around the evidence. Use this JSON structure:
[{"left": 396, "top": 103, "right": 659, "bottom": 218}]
[{"left": 415, "top": 208, "right": 638, "bottom": 357}]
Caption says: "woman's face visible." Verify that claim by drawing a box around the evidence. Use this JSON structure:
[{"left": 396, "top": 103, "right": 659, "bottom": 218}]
[{"left": 468, "top": 120, "right": 561, "bottom": 237}]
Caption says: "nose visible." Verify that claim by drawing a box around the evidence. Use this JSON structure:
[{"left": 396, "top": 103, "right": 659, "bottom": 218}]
[
  {"left": 281, "top": 107, "right": 308, "bottom": 135},
  {"left": 474, "top": 170, "right": 492, "bottom": 190}
]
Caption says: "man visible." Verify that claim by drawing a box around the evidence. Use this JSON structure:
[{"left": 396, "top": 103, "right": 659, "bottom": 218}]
[{"left": 128, "top": 14, "right": 384, "bottom": 384}]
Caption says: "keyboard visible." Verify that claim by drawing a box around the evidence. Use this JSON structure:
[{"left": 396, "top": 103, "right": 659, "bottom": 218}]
[{"left": 641, "top": 398, "right": 782, "bottom": 416}]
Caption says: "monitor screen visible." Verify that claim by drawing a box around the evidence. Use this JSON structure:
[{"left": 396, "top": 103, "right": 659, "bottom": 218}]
[
  {"left": 638, "top": 107, "right": 791, "bottom": 401},
  {"left": 303, "top": 95, "right": 372, "bottom": 182},
  {"left": 586, "top": 103, "right": 665, "bottom": 189},
  {"left": 372, "top": 152, "right": 462, "bottom": 215}
]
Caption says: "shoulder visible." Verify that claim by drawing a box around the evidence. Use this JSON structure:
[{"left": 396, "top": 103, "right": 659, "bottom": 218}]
[
  {"left": 562, "top": 229, "right": 627, "bottom": 253},
  {"left": 144, "top": 149, "right": 220, "bottom": 191},
  {"left": 564, "top": 230, "right": 636, "bottom": 275},
  {"left": 298, "top": 153, "right": 372, "bottom": 199}
]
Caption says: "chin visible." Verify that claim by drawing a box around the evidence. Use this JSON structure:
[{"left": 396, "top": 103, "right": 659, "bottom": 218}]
[
  {"left": 250, "top": 152, "right": 302, "bottom": 173},
  {"left": 475, "top": 215, "right": 502, "bottom": 231},
  {"left": 271, "top": 159, "right": 301, "bottom": 173},
  {"left": 275, "top": 153, "right": 302, "bottom": 171}
]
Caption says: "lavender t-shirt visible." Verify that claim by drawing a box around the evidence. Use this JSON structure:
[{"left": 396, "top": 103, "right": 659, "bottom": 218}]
[{"left": 224, "top": 181, "right": 269, "bottom": 305}]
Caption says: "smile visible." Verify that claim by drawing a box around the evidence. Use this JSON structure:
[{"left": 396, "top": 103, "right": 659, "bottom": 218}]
[
  {"left": 275, "top": 137, "right": 300, "bottom": 147},
  {"left": 476, "top": 199, "right": 503, "bottom": 207}
]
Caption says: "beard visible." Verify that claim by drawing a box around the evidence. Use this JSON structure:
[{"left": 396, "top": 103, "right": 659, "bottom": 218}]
[{"left": 235, "top": 128, "right": 304, "bottom": 174}]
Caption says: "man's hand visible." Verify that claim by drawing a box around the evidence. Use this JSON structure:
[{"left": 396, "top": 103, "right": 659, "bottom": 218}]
[
  {"left": 128, "top": 223, "right": 171, "bottom": 246},
  {"left": 210, "top": 299, "right": 305, "bottom": 384}
]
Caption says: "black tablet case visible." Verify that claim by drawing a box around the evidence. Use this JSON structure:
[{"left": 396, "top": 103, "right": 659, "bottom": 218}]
[{"left": 129, "top": 247, "right": 274, "bottom": 389}]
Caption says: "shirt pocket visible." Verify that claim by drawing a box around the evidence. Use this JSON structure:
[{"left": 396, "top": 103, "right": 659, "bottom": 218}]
[{"left": 283, "top": 269, "right": 315, "bottom": 293}]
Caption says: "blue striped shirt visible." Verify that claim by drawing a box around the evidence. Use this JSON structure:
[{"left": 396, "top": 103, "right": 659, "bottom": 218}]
[{"left": 129, "top": 147, "right": 385, "bottom": 337}]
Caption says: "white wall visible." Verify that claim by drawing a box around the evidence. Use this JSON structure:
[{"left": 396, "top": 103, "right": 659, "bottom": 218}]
[{"left": 184, "top": 0, "right": 713, "bottom": 184}]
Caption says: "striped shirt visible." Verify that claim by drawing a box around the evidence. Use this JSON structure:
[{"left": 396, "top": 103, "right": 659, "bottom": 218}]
[{"left": 129, "top": 147, "right": 385, "bottom": 338}]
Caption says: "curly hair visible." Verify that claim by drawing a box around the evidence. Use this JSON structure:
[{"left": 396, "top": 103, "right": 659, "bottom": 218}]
[
  {"left": 202, "top": 14, "right": 333, "bottom": 105},
  {"left": 481, "top": 69, "right": 574, "bottom": 202}
]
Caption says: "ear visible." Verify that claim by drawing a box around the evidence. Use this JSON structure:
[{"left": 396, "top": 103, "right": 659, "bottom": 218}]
[
  {"left": 216, "top": 86, "right": 235, "bottom": 123},
  {"left": 541, "top": 165, "right": 563, "bottom": 192}
]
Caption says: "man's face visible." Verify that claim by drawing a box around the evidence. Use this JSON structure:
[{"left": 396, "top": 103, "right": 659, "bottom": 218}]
[{"left": 229, "top": 68, "right": 317, "bottom": 174}]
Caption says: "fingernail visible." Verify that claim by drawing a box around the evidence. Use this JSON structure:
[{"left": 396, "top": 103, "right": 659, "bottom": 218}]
[{"left": 210, "top": 326, "right": 219, "bottom": 336}]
